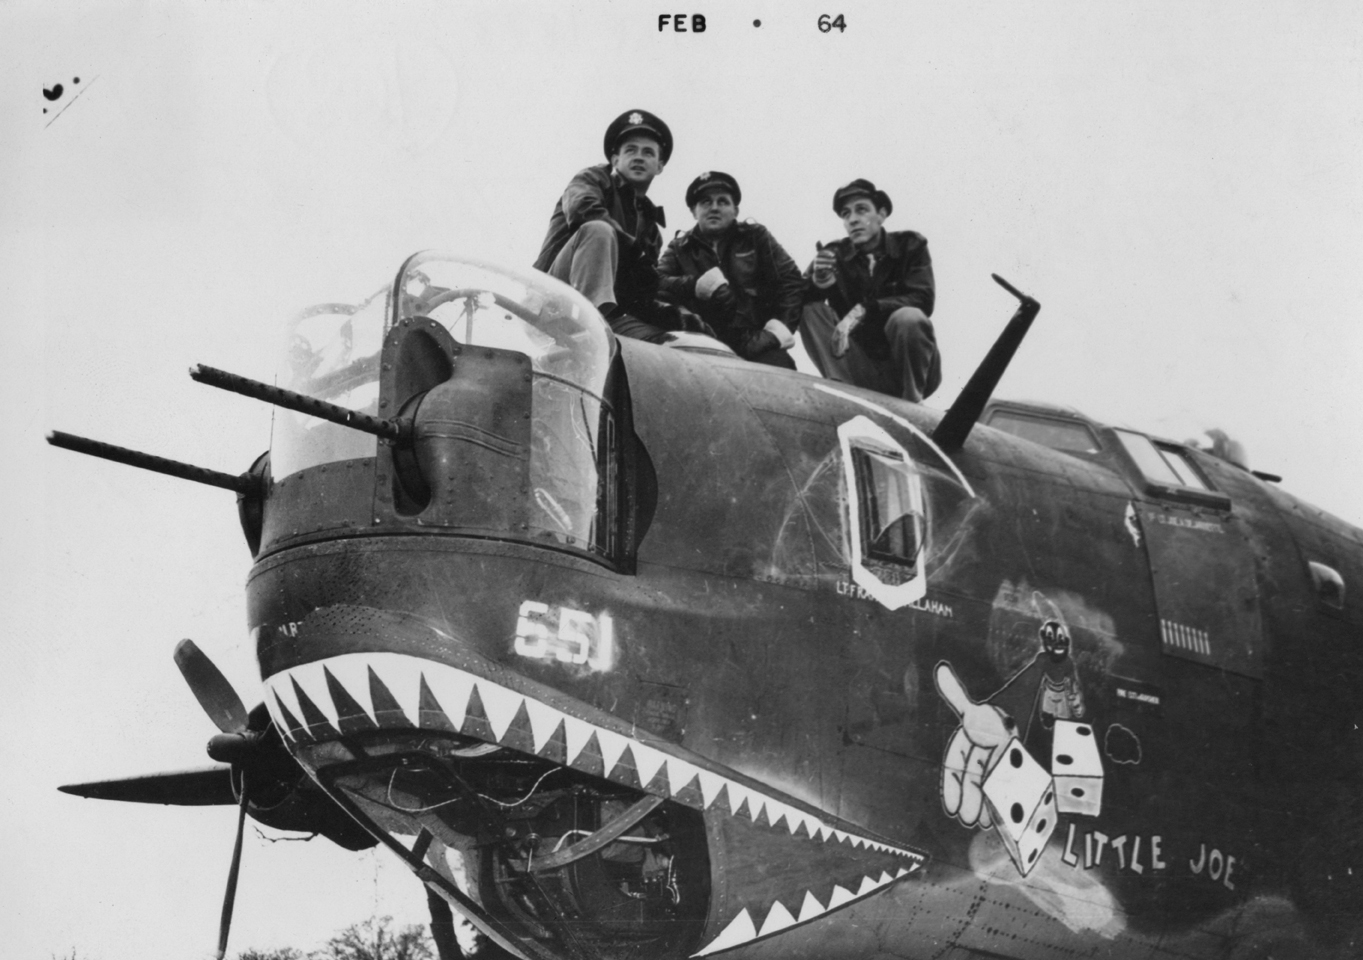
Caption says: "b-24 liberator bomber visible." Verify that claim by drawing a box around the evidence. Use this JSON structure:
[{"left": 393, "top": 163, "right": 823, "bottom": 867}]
[{"left": 51, "top": 254, "right": 1363, "bottom": 960}]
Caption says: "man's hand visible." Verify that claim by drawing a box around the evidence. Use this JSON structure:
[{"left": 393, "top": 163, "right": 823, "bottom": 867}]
[
  {"left": 935, "top": 662, "right": 1018, "bottom": 829},
  {"left": 811, "top": 244, "right": 838, "bottom": 289},
  {"left": 763, "top": 319, "right": 796, "bottom": 350},
  {"left": 831, "top": 304, "right": 865, "bottom": 358},
  {"left": 695, "top": 266, "right": 729, "bottom": 301}
]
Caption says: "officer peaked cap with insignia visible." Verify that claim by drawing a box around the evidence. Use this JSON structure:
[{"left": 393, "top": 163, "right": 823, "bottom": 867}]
[
  {"left": 685, "top": 170, "right": 741, "bottom": 208},
  {"left": 832, "top": 178, "right": 893, "bottom": 216},
  {"left": 604, "top": 109, "right": 673, "bottom": 164}
]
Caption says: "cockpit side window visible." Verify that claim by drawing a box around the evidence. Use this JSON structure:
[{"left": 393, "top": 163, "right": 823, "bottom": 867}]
[
  {"left": 838, "top": 415, "right": 929, "bottom": 611},
  {"left": 1155, "top": 445, "right": 1210, "bottom": 491},
  {"left": 1115, "top": 430, "right": 1204, "bottom": 489},
  {"left": 985, "top": 410, "right": 1101, "bottom": 456},
  {"left": 1114, "top": 429, "right": 1228, "bottom": 508}
]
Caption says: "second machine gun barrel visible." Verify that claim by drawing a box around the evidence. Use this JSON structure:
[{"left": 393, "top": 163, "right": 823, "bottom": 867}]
[{"left": 189, "top": 364, "right": 406, "bottom": 442}]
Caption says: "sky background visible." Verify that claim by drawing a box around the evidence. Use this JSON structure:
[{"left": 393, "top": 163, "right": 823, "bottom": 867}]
[{"left": 3, "top": 2, "right": 1362, "bottom": 958}]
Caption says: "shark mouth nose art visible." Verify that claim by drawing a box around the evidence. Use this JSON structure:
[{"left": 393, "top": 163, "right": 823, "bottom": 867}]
[{"left": 263, "top": 638, "right": 926, "bottom": 958}]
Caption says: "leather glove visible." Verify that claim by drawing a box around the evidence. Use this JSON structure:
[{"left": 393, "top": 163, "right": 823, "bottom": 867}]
[{"left": 832, "top": 304, "right": 866, "bottom": 358}]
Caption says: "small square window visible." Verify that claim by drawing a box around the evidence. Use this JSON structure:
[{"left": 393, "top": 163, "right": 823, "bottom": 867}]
[
  {"left": 1154, "top": 445, "right": 1210, "bottom": 491},
  {"left": 1114, "top": 429, "right": 1226, "bottom": 508}
]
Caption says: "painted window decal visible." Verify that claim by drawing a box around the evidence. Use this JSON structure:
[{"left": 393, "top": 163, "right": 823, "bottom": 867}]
[{"left": 838, "top": 416, "right": 928, "bottom": 611}]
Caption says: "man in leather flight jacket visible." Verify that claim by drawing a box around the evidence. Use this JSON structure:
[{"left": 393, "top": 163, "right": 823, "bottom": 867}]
[
  {"left": 801, "top": 179, "right": 941, "bottom": 402},
  {"left": 657, "top": 171, "right": 804, "bottom": 368},
  {"left": 534, "top": 110, "right": 698, "bottom": 342}
]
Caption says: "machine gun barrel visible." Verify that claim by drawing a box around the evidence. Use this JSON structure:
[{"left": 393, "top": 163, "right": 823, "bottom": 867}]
[
  {"left": 190, "top": 364, "right": 404, "bottom": 441},
  {"left": 46, "top": 431, "right": 254, "bottom": 493},
  {"left": 931, "top": 274, "right": 1041, "bottom": 453}
]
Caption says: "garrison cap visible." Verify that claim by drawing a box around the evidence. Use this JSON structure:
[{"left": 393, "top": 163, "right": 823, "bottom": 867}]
[
  {"left": 604, "top": 109, "right": 673, "bottom": 164},
  {"left": 685, "top": 170, "right": 741, "bottom": 208},
  {"left": 833, "top": 178, "right": 893, "bottom": 216}
]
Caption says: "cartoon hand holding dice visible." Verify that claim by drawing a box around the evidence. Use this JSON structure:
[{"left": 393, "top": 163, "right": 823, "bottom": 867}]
[
  {"left": 936, "top": 661, "right": 1105, "bottom": 877},
  {"left": 935, "top": 661, "right": 1018, "bottom": 829}
]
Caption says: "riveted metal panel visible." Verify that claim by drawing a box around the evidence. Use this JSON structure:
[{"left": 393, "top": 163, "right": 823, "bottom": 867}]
[
  {"left": 411, "top": 346, "right": 533, "bottom": 533},
  {"left": 1135, "top": 502, "right": 1263, "bottom": 679},
  {"left": 259, "top": 458, "right": 377, "bottom": 552}
]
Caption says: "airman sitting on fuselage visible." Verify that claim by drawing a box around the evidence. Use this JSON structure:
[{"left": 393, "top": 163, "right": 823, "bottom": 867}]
[
  {"left": 534, "top": 110, "right": 700, "bottom": 342},
  {"left": 657, "top": 171, "right": 804, "bottom": 368},
  {"left": 801, "top": 179, "right": 941, "bottom": 402}
]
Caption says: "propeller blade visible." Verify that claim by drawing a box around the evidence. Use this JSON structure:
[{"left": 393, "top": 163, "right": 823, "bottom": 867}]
[
  {"left": 58, "top": 766, "right": 236, "bottom": 805},
  {"left": 175, "top": 639, "right": 250, "bottom": 734},
  {"left": 216, "top": 781, "right": 250, "bottom": 960}
]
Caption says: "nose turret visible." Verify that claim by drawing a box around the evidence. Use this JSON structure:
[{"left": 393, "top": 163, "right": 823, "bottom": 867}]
[
  {"left": 252, "top": 254, "right": 620, "bottom": 563},
  {"left": 399, "top": 336, "right": 533, "bottom": 534}
]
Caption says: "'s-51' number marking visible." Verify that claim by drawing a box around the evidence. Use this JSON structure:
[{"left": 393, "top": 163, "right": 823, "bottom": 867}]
[
  {"left": 514, "top": 601, "right": 615, "bottom": 671},
  {"left": 818, "top": 14, "right": 847, "bottom": 33}
]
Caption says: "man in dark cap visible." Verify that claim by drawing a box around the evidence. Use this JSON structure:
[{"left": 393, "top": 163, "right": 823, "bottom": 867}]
[
  {"left": 801, "top": 179, "right": 940, "bottom": 401},
  {"left": 657, "top": 171, "right": 804, "bottom": 368},
  {"left": 534, "top": 110, "right": 697, "bottom": 341}
]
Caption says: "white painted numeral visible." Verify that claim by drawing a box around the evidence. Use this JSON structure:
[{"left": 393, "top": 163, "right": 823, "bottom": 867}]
[
  {"left": 557, "top": 608, "right": 594, "bottom": 664},
  {"left": 513, "top": 601, "right": 552, "bottom": 658},
  {"left": 513, "top": 601, "right": 615, "bottom": 672}
]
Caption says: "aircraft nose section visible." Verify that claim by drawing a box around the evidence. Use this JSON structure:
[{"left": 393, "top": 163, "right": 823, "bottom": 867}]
[{"left": 259, "top": 607, "right": 927, "bottom": 959}]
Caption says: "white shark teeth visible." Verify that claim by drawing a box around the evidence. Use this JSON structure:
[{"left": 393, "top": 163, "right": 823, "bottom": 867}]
[
  {"left": 523, "top": 697, "right": 564, "bottom": 755},
  {"left": 267, "top": 677, "right": 304, "bottom": 733},
  {"left": 693, "top": 909, "right": 757, "bottom": 957},
  {"left": 797, "top": 890, "right": 826, "bottom": 922},
  {"left": 384, "top": 665, "right": 423, "bottom": 727},
  {"left": 631, "top": 743, "right": 667, "bottom": 788},
  {"left": 289, "top": 661, "right": 340, "bottom": 730},
  {"left": 698, "top": 771, "right": 727, "bottom": 809},
  {"left": 725, "top": 781, "right": 753, "bottom": 816},
  {"left": 267, "top": 650, "right": 925, "bottom": 959},
  {"left": 596, "top": 728, "right": 631, "bottom": 777},
  {"left": 691, "top": 867, "right": 903, "bottom": 959},
  {"left": 827, "top": 884, "right": 856, "bottom": 908},
  {"left": 477, "top": 682, "right": 522, "bottom": 742},
  {"left": 563, "top": 714, "right": 595, "bottom": 765},
  {"left": 666, "top": 758, "right": 701, "bottom": 797},
  {"left": 421, "top": 664, "right": 475, "bottom": 730},
  {"left": 323, "top": 658, "right": 379, "bottom": 726},
  {"left": 268, "top": 653, "right": 921, "bottom": 848},
  {"left": 757, "top": 900, "right": 797, "bottom": 937}
]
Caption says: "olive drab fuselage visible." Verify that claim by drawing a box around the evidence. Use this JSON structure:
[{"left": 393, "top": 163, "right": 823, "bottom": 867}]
[{"left": 59, "top": 254, "right": 1363, "bottom": 960}]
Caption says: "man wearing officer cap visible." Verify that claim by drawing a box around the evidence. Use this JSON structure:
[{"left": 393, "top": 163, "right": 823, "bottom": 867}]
[
  {"left": 657, "top": 171, "right": 804, "bottom": 367},
  {"left": 535, "top": 109, "right": 700, "bottom": 341},
  {"left": 801, "top": 179, "right": 940, "bottom": 402}
]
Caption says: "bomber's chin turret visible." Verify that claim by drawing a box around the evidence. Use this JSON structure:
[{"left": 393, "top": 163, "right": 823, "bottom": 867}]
[{"left": 257, "top": 606, "right": 926, "bottom": 960}]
